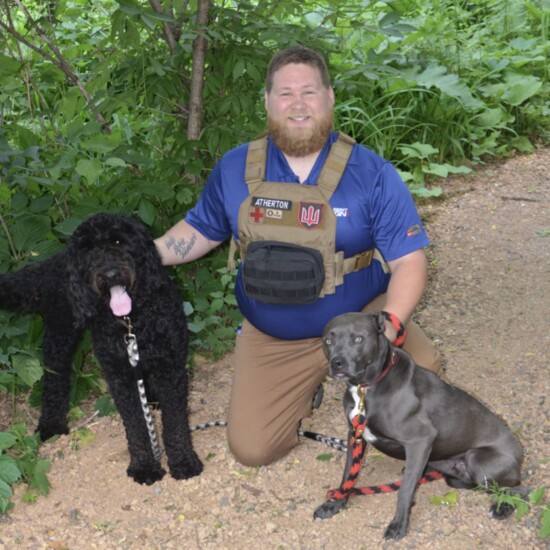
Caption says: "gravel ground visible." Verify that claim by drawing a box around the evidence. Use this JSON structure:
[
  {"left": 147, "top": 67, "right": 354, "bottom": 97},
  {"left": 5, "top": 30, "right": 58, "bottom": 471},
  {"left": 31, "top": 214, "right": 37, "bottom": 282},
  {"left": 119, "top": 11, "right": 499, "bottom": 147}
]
[{"left": 0, "top": 149, "right": 548, "bottom": 550}]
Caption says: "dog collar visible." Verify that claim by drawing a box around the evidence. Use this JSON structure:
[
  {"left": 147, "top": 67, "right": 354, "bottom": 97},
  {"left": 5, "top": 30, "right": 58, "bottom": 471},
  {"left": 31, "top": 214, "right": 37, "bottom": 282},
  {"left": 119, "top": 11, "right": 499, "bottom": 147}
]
[{"left": 360, "top": 350, "right": 397, "bottom": 388}]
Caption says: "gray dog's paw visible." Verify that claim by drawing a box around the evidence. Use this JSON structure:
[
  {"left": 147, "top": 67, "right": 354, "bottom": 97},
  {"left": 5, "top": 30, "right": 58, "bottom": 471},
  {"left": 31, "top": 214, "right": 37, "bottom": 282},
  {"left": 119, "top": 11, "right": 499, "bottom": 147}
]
[
  {"left": 383, "top": 520, "right": 408, "bottom": 540},
  {"left": 313, "top": 499, "right": 347, "bottom": 520}
]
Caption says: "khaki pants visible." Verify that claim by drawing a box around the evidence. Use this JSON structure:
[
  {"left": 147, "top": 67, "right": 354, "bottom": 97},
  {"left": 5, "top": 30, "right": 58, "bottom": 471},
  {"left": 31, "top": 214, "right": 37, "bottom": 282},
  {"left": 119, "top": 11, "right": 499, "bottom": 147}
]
[{"left": 227, "top": 295, "right": 440, "bottom": 466}]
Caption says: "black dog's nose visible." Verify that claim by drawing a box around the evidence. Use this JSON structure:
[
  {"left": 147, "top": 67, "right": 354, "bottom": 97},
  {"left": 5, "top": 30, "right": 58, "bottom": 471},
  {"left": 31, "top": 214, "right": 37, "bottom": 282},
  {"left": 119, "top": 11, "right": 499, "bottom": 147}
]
[
  {"left": 102, "top": 268, "right": 120, "bottom": 283},
  {"left": 330, "top": 357, "right": 345, "bottom": 370}
]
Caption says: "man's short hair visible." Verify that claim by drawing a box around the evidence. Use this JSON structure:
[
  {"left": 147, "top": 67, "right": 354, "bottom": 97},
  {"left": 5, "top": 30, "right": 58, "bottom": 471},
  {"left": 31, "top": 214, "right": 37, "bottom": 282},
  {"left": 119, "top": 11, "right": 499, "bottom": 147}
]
[{"left": 265, "top": 45, "right": 331, "bottom": 92}]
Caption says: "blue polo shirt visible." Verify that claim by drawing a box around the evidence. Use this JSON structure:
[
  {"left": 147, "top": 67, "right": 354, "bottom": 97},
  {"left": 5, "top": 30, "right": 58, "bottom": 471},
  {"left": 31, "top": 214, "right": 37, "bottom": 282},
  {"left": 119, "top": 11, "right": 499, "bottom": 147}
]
[{"left": 185, "top": 132, "right": 430, "bottom": 339}]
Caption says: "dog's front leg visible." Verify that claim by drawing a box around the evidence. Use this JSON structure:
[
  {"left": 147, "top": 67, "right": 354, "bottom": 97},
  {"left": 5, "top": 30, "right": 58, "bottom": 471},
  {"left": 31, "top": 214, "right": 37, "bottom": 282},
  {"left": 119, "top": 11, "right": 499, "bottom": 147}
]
[
  {"left": 313, "top": 425, "right": 358, "bottom": 520},
  {"left": 384, "top": 441, "right": 433, "bottom": 540}
]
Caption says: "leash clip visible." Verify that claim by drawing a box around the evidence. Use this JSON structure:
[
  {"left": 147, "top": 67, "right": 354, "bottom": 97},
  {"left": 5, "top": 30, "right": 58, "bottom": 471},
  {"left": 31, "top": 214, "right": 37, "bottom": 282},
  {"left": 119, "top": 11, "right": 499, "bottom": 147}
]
[
  {"left": 357, "top": 385, "right": 366, "bottom": 416},
  {"left": 123, "top": 317, "right": 139, "bottom": 368}
]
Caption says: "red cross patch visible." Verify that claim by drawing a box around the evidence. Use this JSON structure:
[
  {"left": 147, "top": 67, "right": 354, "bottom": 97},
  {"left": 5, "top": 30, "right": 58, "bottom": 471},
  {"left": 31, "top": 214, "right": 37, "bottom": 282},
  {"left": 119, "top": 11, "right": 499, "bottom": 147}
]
[{"left": 249, "top": 206, "right": 265, "bottom": 224}]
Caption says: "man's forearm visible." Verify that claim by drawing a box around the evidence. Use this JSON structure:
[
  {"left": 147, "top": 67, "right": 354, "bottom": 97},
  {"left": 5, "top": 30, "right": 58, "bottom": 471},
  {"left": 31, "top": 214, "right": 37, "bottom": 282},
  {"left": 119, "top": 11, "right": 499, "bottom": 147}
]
[
  {"left": 383, "top": 250, "right": 428, "bottom": 337},
  {"left": 155, "top": 219, "right": 222, "bottom": 265}
]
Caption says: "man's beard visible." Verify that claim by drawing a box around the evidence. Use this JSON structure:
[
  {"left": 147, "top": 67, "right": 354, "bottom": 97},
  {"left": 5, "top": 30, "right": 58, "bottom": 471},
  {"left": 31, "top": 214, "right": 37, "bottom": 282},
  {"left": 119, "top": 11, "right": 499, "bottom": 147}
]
[{"left": 268, "top": 111, "right": 333, "bottom": 157}]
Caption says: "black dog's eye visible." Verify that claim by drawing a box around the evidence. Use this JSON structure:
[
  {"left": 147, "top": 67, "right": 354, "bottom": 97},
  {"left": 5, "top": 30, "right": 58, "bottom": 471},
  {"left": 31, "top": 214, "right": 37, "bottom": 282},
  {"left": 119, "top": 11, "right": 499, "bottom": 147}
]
[
  {"left": 354, "top": 336, "right": 363, "bottom": 343},
  {"left": 324, "top": 338, "right": 332, "bottom": 346}
]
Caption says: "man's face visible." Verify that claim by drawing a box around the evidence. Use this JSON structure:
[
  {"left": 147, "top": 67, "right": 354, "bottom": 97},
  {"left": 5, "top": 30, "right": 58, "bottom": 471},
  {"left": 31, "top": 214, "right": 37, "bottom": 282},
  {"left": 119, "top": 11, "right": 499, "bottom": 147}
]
[{"left": 265, "top": 63, "right": 335, "bottom": 157}]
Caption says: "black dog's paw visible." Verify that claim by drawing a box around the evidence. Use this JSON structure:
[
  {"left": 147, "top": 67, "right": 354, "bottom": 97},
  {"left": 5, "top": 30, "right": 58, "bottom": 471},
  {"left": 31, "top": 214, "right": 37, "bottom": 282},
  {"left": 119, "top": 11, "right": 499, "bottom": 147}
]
[
  {"left": 313, "top": 499, "right": 348, "bottom": 520},
  {"left": 36, "top": 421, "right": 69, "bottom": 442},
  {"left": 127, "top": 463, "right": 166, "bottom": 485},
  {"left": 490, "top": 501, "right": 515, "bottom": 520},
  {"left": 169, "top": 452, "right": 204, "bottom": 480},
  {"left": 383, "top": 520, "right": 408, "bottom": 540}
]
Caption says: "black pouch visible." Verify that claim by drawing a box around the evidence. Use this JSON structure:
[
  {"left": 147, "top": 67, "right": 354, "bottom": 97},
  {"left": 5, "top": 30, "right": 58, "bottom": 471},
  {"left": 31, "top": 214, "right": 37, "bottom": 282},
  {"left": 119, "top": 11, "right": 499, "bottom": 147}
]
[{"left": 242, "top": 241, "right": 325, "bottom": 304}]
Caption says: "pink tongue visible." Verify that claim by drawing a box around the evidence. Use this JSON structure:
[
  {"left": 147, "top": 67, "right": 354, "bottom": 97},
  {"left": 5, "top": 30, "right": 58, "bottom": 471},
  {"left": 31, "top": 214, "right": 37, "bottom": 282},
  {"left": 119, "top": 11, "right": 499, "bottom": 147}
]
[{"left": 109, "top": 285, "right": 132, "bottom": 316}]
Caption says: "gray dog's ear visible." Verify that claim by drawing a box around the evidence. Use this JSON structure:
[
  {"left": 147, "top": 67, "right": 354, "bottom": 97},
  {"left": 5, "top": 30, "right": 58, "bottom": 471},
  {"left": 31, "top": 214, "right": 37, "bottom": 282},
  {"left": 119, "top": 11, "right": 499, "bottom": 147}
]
[{"left": 374, "top": 312, "right": 387, "bottom": 334}]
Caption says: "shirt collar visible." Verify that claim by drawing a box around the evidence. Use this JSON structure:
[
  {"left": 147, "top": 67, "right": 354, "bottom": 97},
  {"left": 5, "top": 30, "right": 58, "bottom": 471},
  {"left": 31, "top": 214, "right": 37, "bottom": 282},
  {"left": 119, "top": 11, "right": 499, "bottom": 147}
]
[{"left": 265, "top": 131, "right": 338, "bottom": 185}]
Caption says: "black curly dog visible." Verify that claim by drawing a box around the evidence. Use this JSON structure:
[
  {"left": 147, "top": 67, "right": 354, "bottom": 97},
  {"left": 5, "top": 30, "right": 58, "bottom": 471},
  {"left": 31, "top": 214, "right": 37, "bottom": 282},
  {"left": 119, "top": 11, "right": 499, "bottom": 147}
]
[{"left": 0, "top": 213, "right": 203, "bottom": 485}]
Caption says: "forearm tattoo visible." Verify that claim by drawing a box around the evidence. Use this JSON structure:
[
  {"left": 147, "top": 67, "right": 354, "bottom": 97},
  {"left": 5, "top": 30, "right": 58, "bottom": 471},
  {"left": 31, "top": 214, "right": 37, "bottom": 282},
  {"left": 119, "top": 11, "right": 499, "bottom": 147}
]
[{"left": 164, "top": 233, "right": 198, "bottom": 259}]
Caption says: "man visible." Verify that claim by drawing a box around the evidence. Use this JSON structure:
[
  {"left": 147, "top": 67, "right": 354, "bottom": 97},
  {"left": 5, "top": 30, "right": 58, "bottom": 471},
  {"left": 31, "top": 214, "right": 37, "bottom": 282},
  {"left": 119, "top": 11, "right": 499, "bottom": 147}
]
[{"left": 155, "top": 45, "right": 440, "bottom": 467}]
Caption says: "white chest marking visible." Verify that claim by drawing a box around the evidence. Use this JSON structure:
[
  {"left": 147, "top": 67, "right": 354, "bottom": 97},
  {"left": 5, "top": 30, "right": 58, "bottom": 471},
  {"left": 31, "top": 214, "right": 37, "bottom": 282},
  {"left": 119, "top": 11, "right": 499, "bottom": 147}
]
[{"left": 348, "top": 385, "right": 377, "bottom": 443}]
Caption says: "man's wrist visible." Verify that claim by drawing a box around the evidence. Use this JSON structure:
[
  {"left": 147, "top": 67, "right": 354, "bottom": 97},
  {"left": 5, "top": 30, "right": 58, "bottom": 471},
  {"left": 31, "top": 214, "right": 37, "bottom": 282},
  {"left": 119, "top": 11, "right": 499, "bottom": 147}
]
[{"left": 381, "top": 311, "right": 407, "bottom": 347}]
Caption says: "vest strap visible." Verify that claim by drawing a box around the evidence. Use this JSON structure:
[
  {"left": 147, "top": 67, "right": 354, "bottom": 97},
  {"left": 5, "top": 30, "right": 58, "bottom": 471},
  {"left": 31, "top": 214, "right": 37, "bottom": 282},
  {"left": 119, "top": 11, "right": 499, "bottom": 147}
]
[{"left": 316, "top": 132, "right": 356, "bottom": 201}]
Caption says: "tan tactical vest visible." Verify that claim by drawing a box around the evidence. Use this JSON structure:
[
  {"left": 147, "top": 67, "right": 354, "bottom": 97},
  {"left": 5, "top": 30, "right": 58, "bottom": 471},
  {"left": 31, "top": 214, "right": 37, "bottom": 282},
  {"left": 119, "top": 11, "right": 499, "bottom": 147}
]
[{"left": 228, "top": 132, "right": 386, "bottom": 297}]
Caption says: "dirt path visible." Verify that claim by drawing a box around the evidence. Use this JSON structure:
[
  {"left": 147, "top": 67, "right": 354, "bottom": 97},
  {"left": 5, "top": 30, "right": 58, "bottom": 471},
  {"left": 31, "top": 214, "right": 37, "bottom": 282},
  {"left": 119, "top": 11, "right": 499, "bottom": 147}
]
[{"left": 0, "top": 149, "right": 549, "bottom": 549}]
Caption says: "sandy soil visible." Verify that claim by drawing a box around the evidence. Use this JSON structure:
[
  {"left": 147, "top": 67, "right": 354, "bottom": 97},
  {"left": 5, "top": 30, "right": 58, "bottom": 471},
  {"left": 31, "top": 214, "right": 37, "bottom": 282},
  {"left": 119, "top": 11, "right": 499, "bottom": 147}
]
[{"left": 0, "top": 149, "right": 548, "bottom": 550}]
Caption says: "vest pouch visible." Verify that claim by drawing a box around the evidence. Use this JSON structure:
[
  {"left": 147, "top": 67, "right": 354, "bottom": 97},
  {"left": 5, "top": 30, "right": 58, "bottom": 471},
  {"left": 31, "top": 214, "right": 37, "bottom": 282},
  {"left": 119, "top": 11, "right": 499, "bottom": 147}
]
[{"left": 242, "top": 241, "right": 325, "bottom": 305}]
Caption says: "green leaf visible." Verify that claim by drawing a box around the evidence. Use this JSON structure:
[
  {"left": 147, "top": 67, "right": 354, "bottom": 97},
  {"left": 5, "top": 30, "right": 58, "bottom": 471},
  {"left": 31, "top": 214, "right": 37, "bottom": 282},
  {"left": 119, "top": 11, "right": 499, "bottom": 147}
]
[
  {"left": 429, "top": 490, "right": 458, "bottom": 507},
  {"left": 95, "top": 395, "right": 117, "bottom": 417},
  {"left": 0, "top": 456, "right": 22, "bottom": 484},
  {"left": 529, "top": 487, "right": 546, "bottom": 506},
  {"left": 316, "top": 453, "right": 334, "bottom": 462},
  {"left": 0, "top": 433, "right": 17, "bottom": 451},
  {"left": 12, "top": 355, "right": 43, "bottom": 387},
  {"left": 0, "top": 479, "right": 13, "bottom": 513},
  {"left": 502, "top": 74, "right": 542, "bottom": 106},
  {"left": 76, "top": 159, "right": 103, "bottom": 184},
  {"left": 10, "top": 215, "right": 51, "bottom": 255},
  {"left": 105, "top": 157, "right": 128, "bottom": 168},
  {"left": 29, "top": 459, "right": 51, "bottom": 496},
  {"left": 397, "top": 142, "right": 438, "bottom": 159},
  {"left": 138, "top": 199, "right": 156, "bottom": 225},
  {"left": 0, "top": 54, "right": 22, "bottom": 77},
  {"left": 541, "top": 507, "right": 550, "bottom": 539}
]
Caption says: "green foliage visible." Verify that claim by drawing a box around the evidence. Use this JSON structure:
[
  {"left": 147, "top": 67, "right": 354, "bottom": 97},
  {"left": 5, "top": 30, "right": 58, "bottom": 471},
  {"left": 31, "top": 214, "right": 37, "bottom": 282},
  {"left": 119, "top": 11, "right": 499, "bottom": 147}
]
[
  {"left": 429, "top": 490, "right": 459, "bottom": 507},
  {"left": 0, "top": 423, "right": 51, "bottom": 512},
  {"left": 491, "top": 485, "right": 550, "bottom": 540}
]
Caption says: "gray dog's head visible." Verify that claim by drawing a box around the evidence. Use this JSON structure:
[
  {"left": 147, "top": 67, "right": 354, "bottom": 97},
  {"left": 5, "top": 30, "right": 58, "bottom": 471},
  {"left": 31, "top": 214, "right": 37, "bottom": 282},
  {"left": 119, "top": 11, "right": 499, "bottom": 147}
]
[{"left": 322, "top": 312, "right": 388, "bottom": 385}]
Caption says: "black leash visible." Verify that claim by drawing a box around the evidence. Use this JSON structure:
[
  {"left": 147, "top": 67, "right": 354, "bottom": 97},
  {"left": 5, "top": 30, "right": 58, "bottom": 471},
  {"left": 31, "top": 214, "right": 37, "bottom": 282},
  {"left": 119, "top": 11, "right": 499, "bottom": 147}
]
[{"left": 190, "top": 420, "right": 347, "bottom": 452}]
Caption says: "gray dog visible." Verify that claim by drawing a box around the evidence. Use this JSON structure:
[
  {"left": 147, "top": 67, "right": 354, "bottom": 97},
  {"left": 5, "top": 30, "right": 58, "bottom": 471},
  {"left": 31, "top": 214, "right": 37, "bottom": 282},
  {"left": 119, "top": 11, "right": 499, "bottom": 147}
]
[{"left": 314, "top": 311, "right": 525, "bottom": 539}]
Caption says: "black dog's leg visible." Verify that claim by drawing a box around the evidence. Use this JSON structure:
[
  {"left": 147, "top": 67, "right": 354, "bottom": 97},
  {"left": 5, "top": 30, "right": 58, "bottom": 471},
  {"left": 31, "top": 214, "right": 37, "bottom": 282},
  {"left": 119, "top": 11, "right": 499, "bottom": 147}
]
[
  {"left": 104, "top": 366, "right": 166, "bottom": 485},
  {"left": 154, "top": 370, "right": 203, "bottom": 480},
  {"left": 384, "top": 440, "right": 434, "bottom": 540},
  {"left": 313, "top": 425, "right": 357, "bottom": 519},
  {"left": 36, "top": 321, "right": 83, "bottom": 440}
]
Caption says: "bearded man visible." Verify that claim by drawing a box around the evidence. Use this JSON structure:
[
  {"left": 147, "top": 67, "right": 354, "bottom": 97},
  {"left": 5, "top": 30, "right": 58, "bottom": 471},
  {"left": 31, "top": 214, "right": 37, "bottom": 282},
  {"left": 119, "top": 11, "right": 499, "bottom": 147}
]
[{"left": 155, "top": 45, "right": 440, "bottom": 466}]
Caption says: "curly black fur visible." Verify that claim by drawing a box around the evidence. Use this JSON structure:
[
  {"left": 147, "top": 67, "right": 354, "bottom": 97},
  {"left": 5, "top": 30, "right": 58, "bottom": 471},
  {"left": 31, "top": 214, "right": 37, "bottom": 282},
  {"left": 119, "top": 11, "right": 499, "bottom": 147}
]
[{"left": 0, "top": 213, "right": 203, "bottom": 485}]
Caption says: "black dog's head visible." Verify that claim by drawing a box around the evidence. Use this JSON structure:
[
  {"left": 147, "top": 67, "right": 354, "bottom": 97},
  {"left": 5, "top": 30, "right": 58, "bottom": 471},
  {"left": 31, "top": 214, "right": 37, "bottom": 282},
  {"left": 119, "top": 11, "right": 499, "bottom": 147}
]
[
  {"left": 322, "top": 312, "right": 389, "bottom": 385},
  {"left": 66, "top": 213, "right": 164, "bottom": 323}
]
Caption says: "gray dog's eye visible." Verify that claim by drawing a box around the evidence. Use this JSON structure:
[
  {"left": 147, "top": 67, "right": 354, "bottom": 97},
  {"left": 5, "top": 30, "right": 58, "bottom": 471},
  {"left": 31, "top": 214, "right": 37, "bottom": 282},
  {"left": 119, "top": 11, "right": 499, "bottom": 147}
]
[{"left": 354, "top": 336, "right": 363, "bottom": 343}]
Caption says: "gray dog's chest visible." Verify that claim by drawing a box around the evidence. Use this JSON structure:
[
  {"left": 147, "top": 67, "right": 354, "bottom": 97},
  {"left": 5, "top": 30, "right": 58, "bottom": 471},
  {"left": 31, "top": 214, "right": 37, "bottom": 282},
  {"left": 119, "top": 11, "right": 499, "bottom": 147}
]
[{"left": 348, "top": 386, "right": 378, "bottom": 444}]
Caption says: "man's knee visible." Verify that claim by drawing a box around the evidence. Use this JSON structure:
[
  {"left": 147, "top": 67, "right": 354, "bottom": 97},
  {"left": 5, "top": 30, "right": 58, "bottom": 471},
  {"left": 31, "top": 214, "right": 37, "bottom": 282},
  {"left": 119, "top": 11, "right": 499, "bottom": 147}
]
[{"left": 227, "top": 427, "right": 297, "bottom": 467}]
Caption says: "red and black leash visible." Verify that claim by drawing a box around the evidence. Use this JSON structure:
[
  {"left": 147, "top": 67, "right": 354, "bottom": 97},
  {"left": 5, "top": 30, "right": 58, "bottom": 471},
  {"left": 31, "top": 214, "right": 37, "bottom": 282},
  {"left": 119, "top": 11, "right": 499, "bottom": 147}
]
[
  {"left": 326, "top": 408, "right": 444, "bottom": 501},
  {"left": 326, "top": 344, "right": 444, "bottom": 502}
]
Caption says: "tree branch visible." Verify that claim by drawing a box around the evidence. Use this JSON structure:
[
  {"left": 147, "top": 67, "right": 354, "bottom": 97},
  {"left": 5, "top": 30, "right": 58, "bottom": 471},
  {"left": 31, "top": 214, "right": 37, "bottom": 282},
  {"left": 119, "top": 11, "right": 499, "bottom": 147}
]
[
  {"left": 187, "top": 0, "right": 210, "bottom": 143},
  {"left": 7, "top": 0, "right": 112, "bottom": 133},
  {"left": 149, "top": 0, "right": 178, "bottom": 53}
]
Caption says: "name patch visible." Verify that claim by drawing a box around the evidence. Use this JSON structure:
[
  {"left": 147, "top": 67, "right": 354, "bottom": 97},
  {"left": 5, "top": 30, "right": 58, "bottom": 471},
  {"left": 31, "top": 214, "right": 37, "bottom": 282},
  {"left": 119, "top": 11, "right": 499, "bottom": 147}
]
[{"left": 252, "top": 196, "right": 292, "bottom": 211}]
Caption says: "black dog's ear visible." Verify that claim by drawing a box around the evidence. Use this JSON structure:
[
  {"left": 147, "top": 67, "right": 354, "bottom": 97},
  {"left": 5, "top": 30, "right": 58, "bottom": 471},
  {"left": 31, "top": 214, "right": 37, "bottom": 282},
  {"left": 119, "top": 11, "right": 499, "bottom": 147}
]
[
  {"left": 128, "top": 218, "right": 166, "bottom": 293},
  {"left": 65, "top": 241, "right": 98, "bottom": 325}
]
